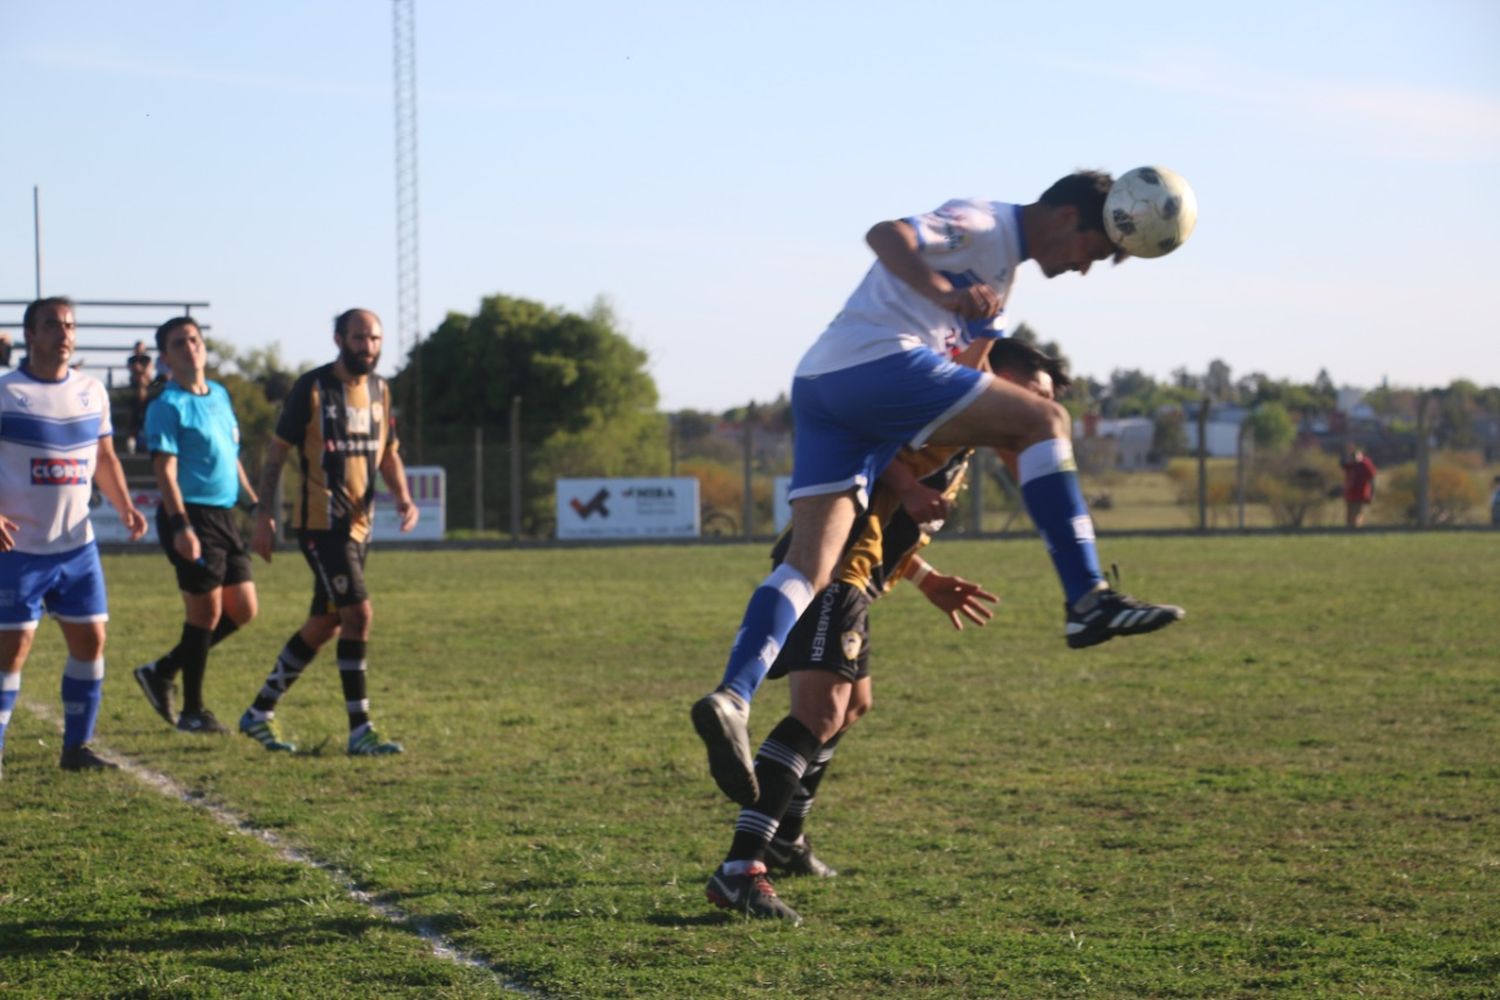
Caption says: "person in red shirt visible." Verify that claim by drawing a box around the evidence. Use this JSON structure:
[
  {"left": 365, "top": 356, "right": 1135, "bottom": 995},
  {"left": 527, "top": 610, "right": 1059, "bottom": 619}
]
[{"left": 1341, "top": 446, "right": 1377, "bottom": 528}]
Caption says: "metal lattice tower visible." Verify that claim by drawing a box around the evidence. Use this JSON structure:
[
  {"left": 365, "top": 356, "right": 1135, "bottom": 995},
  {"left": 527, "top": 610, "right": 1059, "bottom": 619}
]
[{"left": 392, "top": 0, "right": 422, "bottom": 452}]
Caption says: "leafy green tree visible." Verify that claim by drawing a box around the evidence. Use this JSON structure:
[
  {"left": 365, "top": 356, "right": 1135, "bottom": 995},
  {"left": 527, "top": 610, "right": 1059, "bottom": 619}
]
[
  {"left": 1247, "top": 401, "right": 1296, "bottom": 451},
  {"left": 392, "top": 294, "right": 667, "bottom": 532}
]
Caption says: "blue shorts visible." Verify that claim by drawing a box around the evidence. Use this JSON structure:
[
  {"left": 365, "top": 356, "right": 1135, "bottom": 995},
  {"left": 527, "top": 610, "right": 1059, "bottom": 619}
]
[
  {"left": 789, "top": 348, "right": 990, "bottom": 506},
  {"left": 0, "top": 543, "right": 109, "bottom": 630}
]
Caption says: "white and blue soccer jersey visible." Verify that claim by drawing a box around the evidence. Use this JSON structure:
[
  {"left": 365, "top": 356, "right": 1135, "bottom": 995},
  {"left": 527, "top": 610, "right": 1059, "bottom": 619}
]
[
  {"left": 796, "top": 199, "right": 1027, "bottom": 377},
  {"left": 0, "top": 366, "right": 112, "bottom": 555}
]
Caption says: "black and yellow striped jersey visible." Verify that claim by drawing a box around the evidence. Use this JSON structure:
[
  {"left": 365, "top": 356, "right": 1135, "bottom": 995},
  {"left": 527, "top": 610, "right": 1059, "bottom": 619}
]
[
  {"left": 770, "top": 445, "right": 974, "bottom": 598},
  {"left": 274, "top": 363, "right": 398, "bottom": 542}
]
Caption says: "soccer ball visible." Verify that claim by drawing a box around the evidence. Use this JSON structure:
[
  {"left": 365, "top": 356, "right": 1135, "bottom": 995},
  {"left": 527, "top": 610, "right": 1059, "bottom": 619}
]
[{"left": 1104, "top": 166, "right": 1198, "bottom": 258}]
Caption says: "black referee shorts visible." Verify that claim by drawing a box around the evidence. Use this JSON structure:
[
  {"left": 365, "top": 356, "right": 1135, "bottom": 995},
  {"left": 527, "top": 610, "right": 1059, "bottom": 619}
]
[{"left": 156, "top": 504, "right": 253, "bottom": 595}]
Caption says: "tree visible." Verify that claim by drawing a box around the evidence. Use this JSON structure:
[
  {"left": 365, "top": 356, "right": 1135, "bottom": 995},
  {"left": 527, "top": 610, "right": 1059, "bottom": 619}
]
[
  {"left": 1247, "top": 401, "right": 1296, "bottom": 451},
  {"left": 392, "top": 293, "right": 667, "bottom": 531}
]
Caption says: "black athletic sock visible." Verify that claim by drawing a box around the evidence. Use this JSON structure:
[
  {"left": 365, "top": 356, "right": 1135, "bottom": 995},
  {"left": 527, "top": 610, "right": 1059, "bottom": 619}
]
[
  {"left": 210, "top": 617, "right": 240, "bottom": 647},
  {"left": 336, "top": 638, "right": 370, "bottom": 731},
  {"left": 173, "top": 624, "right": 214, "bottom": 714},
  {"left": 775, "top": 730, "right": 843, "bottom": 846},
  {"left": 252, "top": 633, "right": 317, "bottom": 714},
  {"left": 726, "top": 716, "right": 823, "bottom": 865}
]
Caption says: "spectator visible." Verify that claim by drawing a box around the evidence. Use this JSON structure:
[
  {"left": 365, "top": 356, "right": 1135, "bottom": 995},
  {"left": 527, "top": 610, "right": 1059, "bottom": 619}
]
[
  {"left": 126, "top": 341, "right": 152, "bottom": 454},
  {"left": 0, "top": 333, "right": 12, "bottom": 367},
  {"left": 1490, "top": 474, "right": 1500, "bottom": 528},
  {"left": 1341, "top": 445, "right": 1378, "bottom": 528}
]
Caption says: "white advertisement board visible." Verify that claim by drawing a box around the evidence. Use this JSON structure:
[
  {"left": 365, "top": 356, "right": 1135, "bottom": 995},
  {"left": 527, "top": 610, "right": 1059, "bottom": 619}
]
[
  {"left": 91, "top": 488, "right": 162, "bottom": 544},
  {"left": 91, "top": 466, "right": 447, "bottom": 544},
  {"left": 556, "top": 477, "right": 699, "bottom": 540},
  {"left": 374, "top": 465, "right": 446, "bottom": 541}
]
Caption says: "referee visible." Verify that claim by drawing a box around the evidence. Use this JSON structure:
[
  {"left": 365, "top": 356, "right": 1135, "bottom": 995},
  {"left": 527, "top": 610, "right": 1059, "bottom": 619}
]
[{"left": 133, "top": 317, "right": 259, "bottom": 734}]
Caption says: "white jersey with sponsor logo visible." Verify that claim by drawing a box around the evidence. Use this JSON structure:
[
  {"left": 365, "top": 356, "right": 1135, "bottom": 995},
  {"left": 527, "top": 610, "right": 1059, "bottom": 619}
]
[
  {"left": 796, "top": 199, "right": 1026, "bottom": 377},
  {"left": 0, "top": 366, "right": 111, "bottom": 554}
]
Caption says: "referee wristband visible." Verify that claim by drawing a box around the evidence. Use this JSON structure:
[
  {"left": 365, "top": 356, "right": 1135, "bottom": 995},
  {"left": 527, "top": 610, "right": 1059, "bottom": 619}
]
[
  {"left": 167, "top": 513, "right": 189, "bottom": 534},
  {"left": 909, "top": 561, "right": 932, "bottom": 587}
]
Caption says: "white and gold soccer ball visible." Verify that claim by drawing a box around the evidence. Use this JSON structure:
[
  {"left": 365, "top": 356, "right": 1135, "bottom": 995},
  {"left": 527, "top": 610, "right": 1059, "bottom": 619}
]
[{"left": 1104, "top": 166, "right": 1198, "bottom": 258}]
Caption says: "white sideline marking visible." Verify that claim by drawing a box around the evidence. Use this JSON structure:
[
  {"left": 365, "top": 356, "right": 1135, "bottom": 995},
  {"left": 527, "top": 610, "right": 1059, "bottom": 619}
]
[{"left": 20, "top": 698, "right": 543, "bottom": 998}]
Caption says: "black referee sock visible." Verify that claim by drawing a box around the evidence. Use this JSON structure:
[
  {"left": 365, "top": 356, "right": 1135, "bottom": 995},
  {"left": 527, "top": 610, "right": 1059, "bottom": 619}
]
[
  {"left": 775, "top": 730, "right": 843, "bottom": 846},
  {"left": 726, "top": 716, "right": 822, "bottom": 865},
  {"left": 210, "top": 617, "right": 240, "bottom": 648},
  {"left": 168, "top": 624, "right": 213, "bottom": 714},
  {"left": 336, "top": 638, "right": 370, "bottom": 731}
]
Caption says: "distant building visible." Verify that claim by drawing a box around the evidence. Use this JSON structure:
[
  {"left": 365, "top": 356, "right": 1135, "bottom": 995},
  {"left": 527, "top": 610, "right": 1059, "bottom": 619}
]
[{"left": 1074, "top": 414, "right": 1155, "bottom": 470}]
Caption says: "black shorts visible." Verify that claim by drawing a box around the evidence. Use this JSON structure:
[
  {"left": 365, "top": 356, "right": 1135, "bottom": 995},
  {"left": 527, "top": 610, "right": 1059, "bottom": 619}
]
[
  {"left": 157, "top": 504, "right": 253, "bottom": 595},
  {"left": 298, "top": 530, "right": 370, "bottom": 615},
  {"left": 768, "top": 580, "right": 870, "bottom": 683}
]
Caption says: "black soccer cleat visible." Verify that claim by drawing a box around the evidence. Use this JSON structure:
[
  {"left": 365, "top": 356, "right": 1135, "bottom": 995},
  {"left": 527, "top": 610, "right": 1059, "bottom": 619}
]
[
  {"left": 706, "top": 863, "right": 802, "bottom": 924},
  {"left": 176, "top": 708, "right": 230, "bottom": 735},
  {"left": 133, "top": 661, "right": 177, "bottom": 726},
  {"left": 691, "top": 688, "right": 758, "bottom": 807},
  {"left": 59, "top": 744, "right": 119, "bottom": 772},
  {"left": 1065, "top": 588, "right": 1184, "bottom": 649},
  {"left": 765, "top": 836, "right": 838, "bottom": 878}
]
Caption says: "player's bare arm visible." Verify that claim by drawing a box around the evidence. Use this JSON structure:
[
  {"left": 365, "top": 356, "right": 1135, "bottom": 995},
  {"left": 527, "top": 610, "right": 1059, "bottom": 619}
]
[
  {"left": 94, "top": 434, "right": 147, "bottom": 541},
  {"left": 878, "top": 458, "right": 949, "bottom": 524},
  {"left": 236, "top": 459, "right": 259, "bottom": 510},
  {"left": 905, "top": 557, "right": 998, "bottom": 630},
  {"left": 865, "top": 220, "right": 1000, "bottom": 319},
  {"left": 0, "top": 513, "right": 18, "bottom": 552},
  {"left": 379, "top": 448, "right": 419, "bottom": 532},
  {"left": 252, "top": 439, "right": 291, "bottom": 562},
  {"left": 151, "top": 452, "right": 201, "bottom": 562}
]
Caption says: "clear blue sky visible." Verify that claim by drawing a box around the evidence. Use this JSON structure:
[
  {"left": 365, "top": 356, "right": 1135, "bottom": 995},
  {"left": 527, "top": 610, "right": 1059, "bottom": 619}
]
[{"left": 3, "top": 0, "right": 1497, "bottom": 410}]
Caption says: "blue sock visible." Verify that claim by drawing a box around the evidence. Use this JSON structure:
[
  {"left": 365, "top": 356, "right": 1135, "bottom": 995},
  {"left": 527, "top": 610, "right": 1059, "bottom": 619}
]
[
  {"left": 719, "top": 564, "right": 815, "bottom": 704},
  {"left": 0, "top": 671, "right": 20, "bottom": 753},
  {"left": 1018, "top": 440, "right": 1103, "bottom": 606},
  {"left": 61, "top": 656, "right": 104, "bottom": 750}
]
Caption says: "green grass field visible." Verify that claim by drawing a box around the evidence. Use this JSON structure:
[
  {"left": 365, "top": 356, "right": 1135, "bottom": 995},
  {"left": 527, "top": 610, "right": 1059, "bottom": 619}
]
[{"left": 2, "top": 534, "right": 1497, "bottom": 998}]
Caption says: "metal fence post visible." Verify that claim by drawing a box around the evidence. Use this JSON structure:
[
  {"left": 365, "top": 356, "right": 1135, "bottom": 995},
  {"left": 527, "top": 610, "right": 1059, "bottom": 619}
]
[
  {"left": 742, "top": 410, "right": 754, "bottom": 539},
  {"left": 509, "top": 395, "right": 522, "bottom": 540},
  {"left": 474, "top": 425, "right": 484, "bottom": 533}
]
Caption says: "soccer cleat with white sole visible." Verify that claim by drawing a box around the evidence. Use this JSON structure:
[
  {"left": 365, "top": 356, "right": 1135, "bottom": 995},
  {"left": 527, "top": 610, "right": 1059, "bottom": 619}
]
[
  {"left": 691, "top": 688, "right": 758, "bottom": 806},
  {"left": 1065, "top": 588, "right": 1184, "bottom": 649},
  {"left": 238, "top": 710, "right": 296, "bottom": 752},
  {"left": 706, "top": 863, "right": 802, "bottom": 924},
  {"left": 348, "top": 728, "right": 403, "bottom": 756},
  {"left": 764, "top": 836, "right": 838, "bottom": 878}
]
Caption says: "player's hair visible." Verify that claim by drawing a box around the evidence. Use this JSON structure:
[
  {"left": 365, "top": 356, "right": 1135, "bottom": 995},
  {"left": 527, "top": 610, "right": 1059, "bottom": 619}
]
[
  {"left": 334, "top": 308, "right": 377, "bottom": 339},
  {"left": 154, "top": 316, "right": 200, "bottom": 353},
  {"left": 989, "top": 338, "right": 1071, "bottom": 395},
  {"left": 22, "top": 296, "right": 76, "bottom": 334},
  {"left": 1039, "top": 170, "right": 1128, "bottom": 264}
]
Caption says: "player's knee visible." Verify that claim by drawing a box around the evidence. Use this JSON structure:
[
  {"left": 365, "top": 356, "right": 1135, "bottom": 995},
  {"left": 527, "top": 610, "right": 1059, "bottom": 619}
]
[{"left": 842, "top": 691, "right": 872, "bottom": 730}]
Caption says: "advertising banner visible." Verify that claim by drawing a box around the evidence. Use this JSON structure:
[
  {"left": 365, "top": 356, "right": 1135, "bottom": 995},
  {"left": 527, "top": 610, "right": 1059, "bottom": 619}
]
[
  {"left": 374, "top": 465, "right": 445, "bottom": 541},
  {"left": 557, "top": 477, "right": 699, "bottom": 540}
]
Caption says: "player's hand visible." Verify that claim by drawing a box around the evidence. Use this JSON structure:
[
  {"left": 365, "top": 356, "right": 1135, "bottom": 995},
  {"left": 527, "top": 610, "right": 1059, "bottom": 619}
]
[
  {"left": 0, "top": 514, "right": 18, "bottom": 552},
  {"left": 251, "top": 517, "right": 277, "bottom": 563},
  {"left": 396, "top": 498, "right": 419, "bottom": 533},
  {"left": 918, "top": 571, "right": 998, "bottom": 630},
  {"left": 936, "top": 284, "right": 1000, "bottom": 320},
  {"left": 173, "top": 526, "right": 201, "bottom": 562},
  {"left": 122, "top": 507, "right": 148, "bottom": 542},
  {"left": 898, "top": 481, "right": 950, "bottom": 525}
]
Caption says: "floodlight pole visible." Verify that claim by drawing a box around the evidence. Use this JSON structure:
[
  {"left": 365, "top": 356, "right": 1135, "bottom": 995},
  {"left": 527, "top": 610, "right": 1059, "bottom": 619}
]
[{"left": 33, "top": 186, "right": 43, "bottom": 297}]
